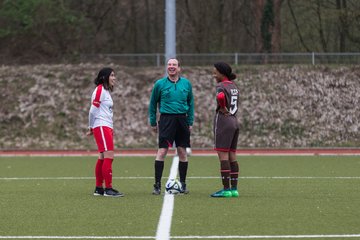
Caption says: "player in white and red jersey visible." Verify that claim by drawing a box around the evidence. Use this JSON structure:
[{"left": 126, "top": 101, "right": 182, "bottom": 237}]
[{"left": 86, "top": 67, "right": 124, "bottom": 197}]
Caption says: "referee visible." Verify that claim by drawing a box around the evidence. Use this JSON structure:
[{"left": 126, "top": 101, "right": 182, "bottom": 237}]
[{"left": 148, "top": 58, "right": 194, "bottom": 195}]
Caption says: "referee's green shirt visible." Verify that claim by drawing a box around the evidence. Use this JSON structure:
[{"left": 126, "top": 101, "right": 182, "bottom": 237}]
[{"left": 149, "top": 77, "right": 194, "bottom": 126}]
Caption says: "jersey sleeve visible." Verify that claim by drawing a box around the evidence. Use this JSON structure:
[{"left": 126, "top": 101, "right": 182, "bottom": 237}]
[
  {"left": 216, "top": 91, "right": 226, "bottom": 108},
  {"left": 88, "top": 105, "right": 98, "bottom": 128},
  {"left": 92, "top": 85, "right": 103, "bottom": 107},
  {"left": 148, "top": 81, "right": 160, "bottom": 126},
  {"left": 216, "top": 85, "right": 226, "bottom": 107},
  {"left": 186, "top": 81, "right": 194, "bottom": 126},
  {"left": 88, "top": 86, "right": 103, "bottom": 128}
]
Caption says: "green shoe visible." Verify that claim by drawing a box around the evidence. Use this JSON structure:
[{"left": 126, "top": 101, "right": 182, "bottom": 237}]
[
  {"left": 210, "top": 189, "right": 232, "bottom": 198},
  {"left": 231, "top": 188, "right": 239, "bottom": 197}
]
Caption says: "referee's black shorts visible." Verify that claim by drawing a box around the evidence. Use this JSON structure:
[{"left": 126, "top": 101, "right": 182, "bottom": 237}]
[{"left": 158, "top": 114, "right": 191, "bottom": 149}]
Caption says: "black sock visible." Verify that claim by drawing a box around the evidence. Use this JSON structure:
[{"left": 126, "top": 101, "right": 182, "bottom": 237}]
[
  {"left": 154, "top": 160, "right": 164, "bottom": 184},
  {"left": 178, "top": 161, "right": 188, "bottom": 183}
]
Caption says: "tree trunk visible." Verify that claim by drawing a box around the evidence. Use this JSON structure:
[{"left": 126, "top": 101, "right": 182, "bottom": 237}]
[
  {"left": 316, "top": 0, "right": 327, "bottom": 52},
  {"left": 271, "top": 0, "right": 283, "bottom": 53},
  {"left": 336, "top": 0, "right": 347, "bottom": 52},
  {"left": 253, "top": 0, "right": 266, "bottom": 52}
]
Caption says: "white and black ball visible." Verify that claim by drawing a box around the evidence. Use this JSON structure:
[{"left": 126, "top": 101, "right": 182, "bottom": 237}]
[{"left": 165, "top": 179, "right": 182, "bottom": 194}]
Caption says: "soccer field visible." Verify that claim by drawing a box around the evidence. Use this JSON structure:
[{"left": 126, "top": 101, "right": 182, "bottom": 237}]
[{"left": 0, "top": 155, "right": 360, "bottom": 240}]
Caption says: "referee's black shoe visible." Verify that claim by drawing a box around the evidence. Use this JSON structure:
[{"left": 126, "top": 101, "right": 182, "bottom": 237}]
[
  {"left": 152, "top": 182, "right": 161, "bottom": 195},
  {"left": 180, "top": 182, "right": 189, "bottom": 194}
]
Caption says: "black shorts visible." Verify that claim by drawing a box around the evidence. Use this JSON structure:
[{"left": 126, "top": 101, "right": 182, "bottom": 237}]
[{"left": 158, "top": 114, "right": 191, "bottom": 149}]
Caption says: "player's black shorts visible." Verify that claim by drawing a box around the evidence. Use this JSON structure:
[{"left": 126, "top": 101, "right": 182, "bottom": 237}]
[{"left": 158, "top": 114, "right": 191, "bottom": 149}]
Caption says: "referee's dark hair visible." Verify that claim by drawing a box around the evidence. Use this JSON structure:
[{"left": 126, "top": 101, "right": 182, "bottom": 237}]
[{"left": 214, "top": 62, "right": 236, "bottom": 80}]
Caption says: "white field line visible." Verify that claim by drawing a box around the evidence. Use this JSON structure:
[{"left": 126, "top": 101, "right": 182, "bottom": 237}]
[
  {"left": 1, "top": 176, "right": 360, "bottom": 181},
  {"left": 155, "top": 155, "right": 179, "bottom": 240},
  {"left": 1, "top": 234, "right": 360, "bottom": 239},
  {"left": 172, "top": 234, "right": 360, "bottom": 239}
]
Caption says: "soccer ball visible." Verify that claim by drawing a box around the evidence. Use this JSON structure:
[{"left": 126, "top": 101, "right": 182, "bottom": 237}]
[{"left": 165, "top": 179, "right": 182, "bottom": 194}]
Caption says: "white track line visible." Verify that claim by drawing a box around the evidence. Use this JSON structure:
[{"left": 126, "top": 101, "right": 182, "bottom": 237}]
[{"left": 155, "top": 155, "right": 179, "bottom": 240}]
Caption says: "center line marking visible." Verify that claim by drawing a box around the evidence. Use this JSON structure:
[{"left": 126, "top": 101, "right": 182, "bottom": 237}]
[{"left": 155, "top": 155, "right": 179, "bottom": 240}]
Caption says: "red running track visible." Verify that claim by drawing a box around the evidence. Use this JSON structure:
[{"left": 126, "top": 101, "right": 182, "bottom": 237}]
[{"left": 1, "top": 148, "right": 360, "bottom": 156}]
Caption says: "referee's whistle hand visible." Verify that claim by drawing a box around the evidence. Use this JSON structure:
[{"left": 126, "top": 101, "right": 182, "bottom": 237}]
[{"left": 151, "top": 126, "right": 158, "bottom": 133}]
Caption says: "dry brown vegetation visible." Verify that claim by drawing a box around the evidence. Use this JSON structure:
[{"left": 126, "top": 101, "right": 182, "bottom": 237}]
[{"left": 0, "top": 64, "right": 359, "bottom": 150}]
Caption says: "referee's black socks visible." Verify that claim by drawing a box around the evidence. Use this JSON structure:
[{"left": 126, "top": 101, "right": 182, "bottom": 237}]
[
  {"left": 154, "top": 160, "right": 164, "bottom": 185},
  {"left": 179, "top": 161, "right": 188, "bottom": 184}
]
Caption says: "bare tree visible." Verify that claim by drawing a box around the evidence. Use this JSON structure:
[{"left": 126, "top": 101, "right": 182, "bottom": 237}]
[
  {"left": 342, "top": 0, "right": 360, "bottom": 49},
  {"left": 272, "top": 0, "right": 283, "bottom": 52},
  {"left": 315, "top": 0, "right": 328, "bottom": 52},
  {"left": 1, "top": 0, "right": 360, "bottom": 64},
  {"left": 336, "top": 0, "right": 347, "bottom": 52},
  {"left": 252, "top": 0, "right": 266, "bottom": 52},
  {"left": 252, "top": 0, "right": 283, "bottom": 53},
  {"left": 286, "top": 0, "right": 311, "bottom": 52}
]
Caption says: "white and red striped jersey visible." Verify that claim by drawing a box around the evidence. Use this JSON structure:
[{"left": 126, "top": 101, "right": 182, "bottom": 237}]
[{"left": 88, "top": 84, "right": 113, "bottom": 129}]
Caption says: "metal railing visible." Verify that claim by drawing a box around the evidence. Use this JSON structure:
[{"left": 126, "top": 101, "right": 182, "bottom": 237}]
[{"left": 81, "top": 52, "right": 360, "bottom": 66}]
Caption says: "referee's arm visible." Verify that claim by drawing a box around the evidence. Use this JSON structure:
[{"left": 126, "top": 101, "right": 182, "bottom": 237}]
[
  {"left": 186, "top": 84, "right": 194, "bottom": 126},
  {"left": 149, "top": 83, "right": 160, "bottom": 127}
]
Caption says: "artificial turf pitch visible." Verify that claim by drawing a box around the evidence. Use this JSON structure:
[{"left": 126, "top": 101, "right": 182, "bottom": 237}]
[{"left": 0, "top": 155, "right": 359, "bottom": 239}]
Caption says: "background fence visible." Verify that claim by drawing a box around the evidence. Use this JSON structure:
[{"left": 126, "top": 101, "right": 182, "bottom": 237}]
[{"left": 81, "top": 52, "right": 360, "bottom": 66}]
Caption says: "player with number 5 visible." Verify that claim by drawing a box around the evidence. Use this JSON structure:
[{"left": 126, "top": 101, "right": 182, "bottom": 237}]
[{"left": 211, "top": 62, "right": 240, "bottom": 198}]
